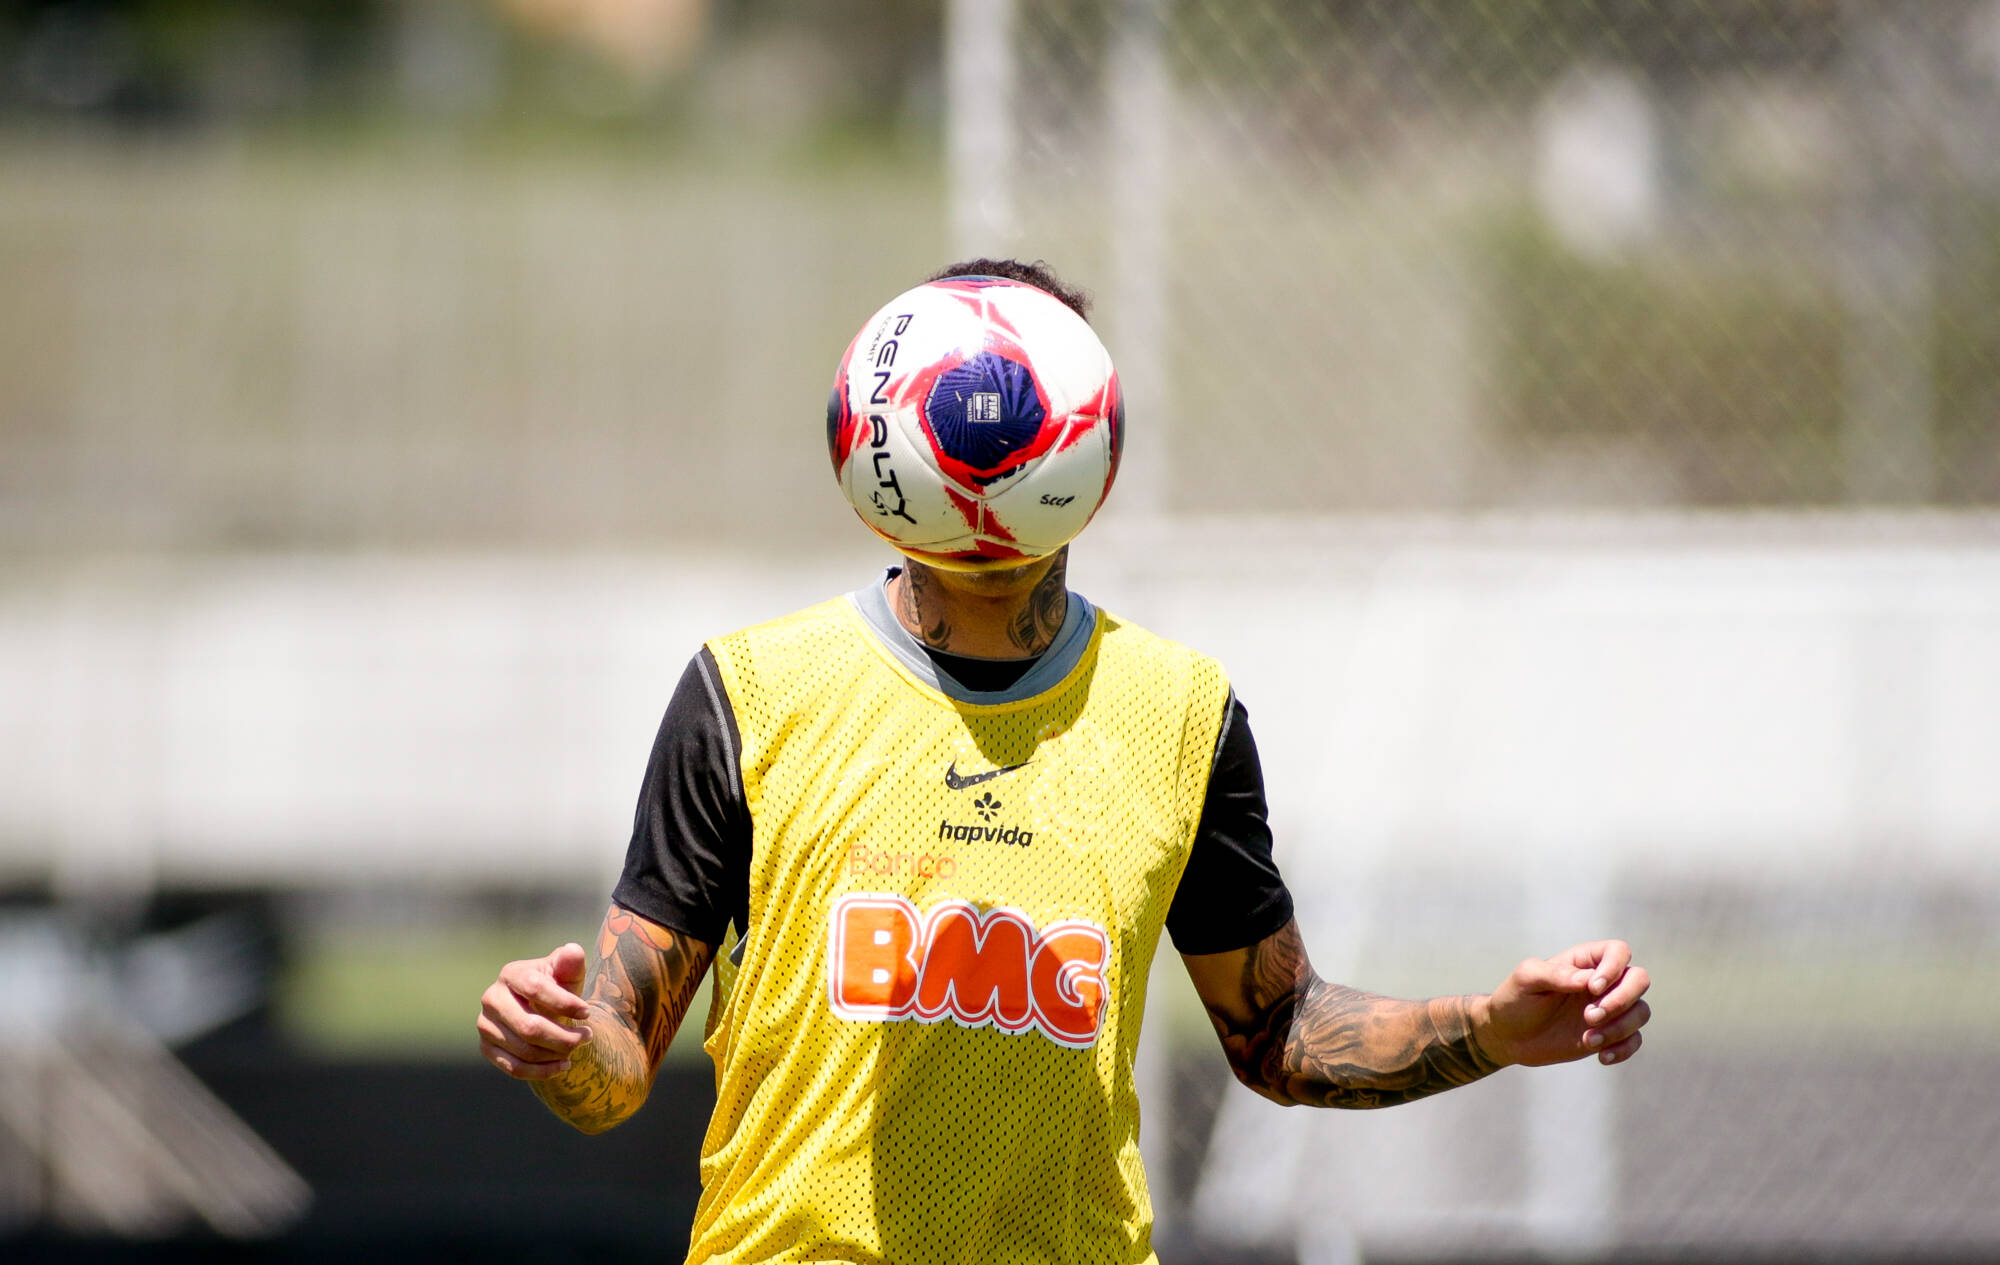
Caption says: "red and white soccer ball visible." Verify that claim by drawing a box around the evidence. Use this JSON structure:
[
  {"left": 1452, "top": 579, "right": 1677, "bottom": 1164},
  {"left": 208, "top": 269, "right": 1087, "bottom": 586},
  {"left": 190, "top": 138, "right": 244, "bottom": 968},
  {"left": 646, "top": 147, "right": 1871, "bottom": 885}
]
[{"left": 827, "top": 276, "right": 1123, "bottom": 571}]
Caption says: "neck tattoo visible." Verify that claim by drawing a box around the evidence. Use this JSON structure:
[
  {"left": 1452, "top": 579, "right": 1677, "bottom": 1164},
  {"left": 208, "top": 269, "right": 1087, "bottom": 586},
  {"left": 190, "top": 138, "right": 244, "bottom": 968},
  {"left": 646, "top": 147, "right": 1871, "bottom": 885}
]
[
  {"left": 899, "top": 564, "right": 954, "bottom": 649},
  {"left": 1006, "top": 553, "right": 1067, "bottom": 656}
]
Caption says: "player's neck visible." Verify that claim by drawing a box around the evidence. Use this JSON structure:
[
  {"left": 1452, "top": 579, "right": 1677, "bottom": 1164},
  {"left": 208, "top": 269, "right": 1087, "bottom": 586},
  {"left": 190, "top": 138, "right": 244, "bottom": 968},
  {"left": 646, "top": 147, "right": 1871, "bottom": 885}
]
[{"left": 888, "top": 550, "right": 1069, "bottom": 660}]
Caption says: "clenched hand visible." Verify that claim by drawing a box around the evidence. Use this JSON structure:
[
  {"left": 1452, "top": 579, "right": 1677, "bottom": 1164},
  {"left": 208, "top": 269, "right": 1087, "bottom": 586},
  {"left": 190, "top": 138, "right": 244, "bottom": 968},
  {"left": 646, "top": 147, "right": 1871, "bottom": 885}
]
[
  {"left": 1474, "top": 940, "right": 1651, "bottom": 1068},
  {"left": 478, "top": 942, "right": 595, "bottom": 1080}
]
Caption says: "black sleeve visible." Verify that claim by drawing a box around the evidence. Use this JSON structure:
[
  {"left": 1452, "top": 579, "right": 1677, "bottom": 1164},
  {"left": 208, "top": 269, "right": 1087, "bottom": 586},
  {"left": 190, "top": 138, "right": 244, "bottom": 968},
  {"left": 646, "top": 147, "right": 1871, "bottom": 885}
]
[
  {"left": 610, "top": 647, "right": 752, "bottom": 947},
  {"left": 1164, "top": 693, "right": 1296, "bottom": 956}
]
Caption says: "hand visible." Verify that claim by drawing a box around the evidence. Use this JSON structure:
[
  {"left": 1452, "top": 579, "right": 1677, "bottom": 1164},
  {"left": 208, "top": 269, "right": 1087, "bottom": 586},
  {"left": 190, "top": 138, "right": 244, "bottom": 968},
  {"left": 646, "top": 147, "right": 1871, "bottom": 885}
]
[
  {"left": 477, "top": 942, "right": 594, "bottom": 1080},
  {"left": 1474, "top": 940, "right": 1651, "bottom": 1069}
]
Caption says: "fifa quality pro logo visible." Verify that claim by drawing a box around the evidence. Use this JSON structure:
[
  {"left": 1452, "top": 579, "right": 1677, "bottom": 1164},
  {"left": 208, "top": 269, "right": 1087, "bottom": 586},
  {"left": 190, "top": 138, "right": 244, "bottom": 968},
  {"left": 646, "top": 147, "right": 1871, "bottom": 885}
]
[{"left": 827, "top": 895, "right": 1111, "bottom": 1048}]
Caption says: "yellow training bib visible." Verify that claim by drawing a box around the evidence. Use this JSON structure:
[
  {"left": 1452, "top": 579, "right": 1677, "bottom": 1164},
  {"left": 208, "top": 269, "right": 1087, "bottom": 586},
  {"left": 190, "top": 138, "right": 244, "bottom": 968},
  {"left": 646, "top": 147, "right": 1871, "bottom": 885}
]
[{"left": 686, "top": 582, "right": 1229, "bottom": 1265}]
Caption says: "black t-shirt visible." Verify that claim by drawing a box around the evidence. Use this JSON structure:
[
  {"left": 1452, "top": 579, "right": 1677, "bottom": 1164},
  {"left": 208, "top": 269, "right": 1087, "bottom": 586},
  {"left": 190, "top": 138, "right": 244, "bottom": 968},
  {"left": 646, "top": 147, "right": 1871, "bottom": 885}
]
[{"left": 613, "top": 644, "right": 1294, "bottom": 957}]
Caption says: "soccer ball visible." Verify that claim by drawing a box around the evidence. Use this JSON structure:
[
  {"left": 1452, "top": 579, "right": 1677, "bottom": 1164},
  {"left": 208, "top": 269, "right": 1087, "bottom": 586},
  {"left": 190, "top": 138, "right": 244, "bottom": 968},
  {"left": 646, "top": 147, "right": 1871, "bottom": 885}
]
[{"left": 827, "top": 276, "right": 1123, "bottom": 571}]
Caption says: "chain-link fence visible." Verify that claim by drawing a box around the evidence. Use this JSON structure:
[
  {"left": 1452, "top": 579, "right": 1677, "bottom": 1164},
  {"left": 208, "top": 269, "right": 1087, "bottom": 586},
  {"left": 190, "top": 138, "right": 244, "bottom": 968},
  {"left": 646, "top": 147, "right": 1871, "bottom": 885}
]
[
  {"left": 980, "top": 0, "right": 2000, "bottom": 517},
  {"left": 6, "top": 4, "right": 2000, "bottom": 545}
]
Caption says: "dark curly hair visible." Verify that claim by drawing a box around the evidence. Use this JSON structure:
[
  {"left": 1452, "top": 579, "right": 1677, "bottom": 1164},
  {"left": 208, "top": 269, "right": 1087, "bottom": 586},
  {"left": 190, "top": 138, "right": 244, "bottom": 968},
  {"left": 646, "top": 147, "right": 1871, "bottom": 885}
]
[{"left": 926, "top": 258, "right": 1092, "bottom": 322}]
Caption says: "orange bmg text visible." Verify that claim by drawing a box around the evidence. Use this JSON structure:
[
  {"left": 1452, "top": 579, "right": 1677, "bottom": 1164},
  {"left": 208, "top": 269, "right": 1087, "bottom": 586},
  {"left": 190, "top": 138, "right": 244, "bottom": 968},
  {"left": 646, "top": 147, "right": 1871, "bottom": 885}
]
[{"left": 827, "top": 894, "right": 1110, "bottom": 1048}]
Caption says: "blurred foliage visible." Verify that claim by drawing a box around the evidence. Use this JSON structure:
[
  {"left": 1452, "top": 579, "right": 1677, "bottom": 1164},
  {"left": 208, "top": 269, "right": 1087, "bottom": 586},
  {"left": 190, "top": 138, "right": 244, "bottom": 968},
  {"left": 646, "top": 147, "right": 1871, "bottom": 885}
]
[
  {"left": 0, "top": 1, "right": 1956, "bottom": 143},
  {"left": 1169, "top": 0, "right": 1849, "bottom": 99},
  {"left": 716, "top": 0, "right": 941, "bottom": 111},
  {"left": 1484, "top": 202, "right": 2000, "bottom": 506},
  {"left": 0, "top": 0, "right": 943, "bottom": 135},
  {"left": 1935, "top": 207, "right": 2000, "bottom": 502},
  {"left": 1484, "top": 209, "right": 1846, "bottom": 505},
  {"left": 0, "top": 139, "right": 946, "bottom": 554},
  {"left": 0, "top": 0, "right": 393, "bottom": 120}
]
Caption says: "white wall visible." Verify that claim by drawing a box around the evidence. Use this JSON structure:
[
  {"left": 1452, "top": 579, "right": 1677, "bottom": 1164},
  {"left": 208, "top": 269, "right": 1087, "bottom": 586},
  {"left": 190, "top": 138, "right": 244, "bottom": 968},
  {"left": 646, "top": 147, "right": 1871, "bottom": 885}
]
[{"left": 4, "top": 515, "right": 1997, "bottom": 897}]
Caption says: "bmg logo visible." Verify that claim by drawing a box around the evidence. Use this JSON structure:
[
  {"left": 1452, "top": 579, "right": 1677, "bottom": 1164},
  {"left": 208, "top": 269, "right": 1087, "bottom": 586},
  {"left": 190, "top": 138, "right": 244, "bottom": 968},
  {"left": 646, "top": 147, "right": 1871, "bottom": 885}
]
[{"left": 827, "top": 895, "right": 1109, "bottom": 1048}]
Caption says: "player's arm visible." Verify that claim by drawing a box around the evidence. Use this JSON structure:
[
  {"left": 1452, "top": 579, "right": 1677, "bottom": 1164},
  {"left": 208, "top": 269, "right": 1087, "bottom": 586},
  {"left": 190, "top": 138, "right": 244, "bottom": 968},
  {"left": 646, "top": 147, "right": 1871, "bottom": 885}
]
[
  {"left": 478, "top": 903, "right": 714, "bottom": 1134},
  {"left": 480, "top": 647, "right": 743, "bottom": 1130},
  {"left": 1182, "top": 919, "right": 1650, "bottom": 1109}
]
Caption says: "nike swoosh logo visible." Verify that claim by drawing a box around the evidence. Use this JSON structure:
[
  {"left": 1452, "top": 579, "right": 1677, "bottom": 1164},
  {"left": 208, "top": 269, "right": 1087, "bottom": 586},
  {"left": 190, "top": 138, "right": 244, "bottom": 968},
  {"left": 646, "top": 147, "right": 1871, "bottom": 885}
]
[{"left": 945, "top": 760, "right": 1032, "bottom": 791}]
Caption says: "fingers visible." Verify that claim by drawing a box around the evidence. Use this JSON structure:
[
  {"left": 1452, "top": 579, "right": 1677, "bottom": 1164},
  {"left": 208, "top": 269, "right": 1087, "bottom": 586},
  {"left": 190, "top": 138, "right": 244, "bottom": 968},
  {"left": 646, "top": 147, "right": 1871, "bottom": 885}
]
[
  {"left": 477, "top": 948, "right": 595, "bottom": 1081},
  {"left": 477, "top": 983, "right": 586, "bottom": 1079},
  {"left": 1506, "top": 955, "right": 1578, "bottom": 995},
  {"left": 1583, "top": 963, "right": 1650, "bottom": 1028},
  {"left": 1534, "top": 939, "right": 1638, "bottom": 1000},
  {"left": 476, "top": 1012, "right": 575, "bottom": 1078},
  {"left": 1583, "top": 998, "right": 1651, "bottom": 1060},
  {"left": 480, "top": 980, "right": 591, "bottom": 1054},
  {"left": 479, "top": 1038, "right": 572, "bottom": 1080},
  {"left": 477, "top": 991, "right": 587, "bottom": 1054},
  {"left": 504, "top": 955, "right": 592, "bottom": 1023},
  {"left": 1587, "top": 940, "right": 1632, "bottom": 996},
  {"left": 1555, "top": 939, "right": 1632, "bottom": 995},
  {"left": 478, "top": 944, "right": 602, "bottom": 1080},
  {"left": 548, "top": 942, "right": 588, "bottom": 993},
  {"left": 1596, "top": 1029, "right": 1642, "bottom": 1066}
]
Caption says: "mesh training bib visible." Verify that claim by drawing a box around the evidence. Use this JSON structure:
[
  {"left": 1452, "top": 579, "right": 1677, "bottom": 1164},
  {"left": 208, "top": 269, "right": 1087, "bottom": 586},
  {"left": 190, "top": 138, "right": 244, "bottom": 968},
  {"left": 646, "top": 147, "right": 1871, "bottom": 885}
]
[{"left": 687, "top": 590, "right": 1230, "bottom": 1265}]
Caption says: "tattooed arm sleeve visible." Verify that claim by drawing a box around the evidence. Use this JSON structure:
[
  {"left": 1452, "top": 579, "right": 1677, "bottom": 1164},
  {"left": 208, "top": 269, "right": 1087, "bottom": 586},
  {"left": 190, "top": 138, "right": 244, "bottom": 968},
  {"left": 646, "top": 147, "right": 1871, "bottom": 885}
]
[
  {"left": 532, "top": 904, "right": 714, "bottom": 1133},
  {"left": 1182, "top": 918, "right": 1503, "bottom": 1108}
]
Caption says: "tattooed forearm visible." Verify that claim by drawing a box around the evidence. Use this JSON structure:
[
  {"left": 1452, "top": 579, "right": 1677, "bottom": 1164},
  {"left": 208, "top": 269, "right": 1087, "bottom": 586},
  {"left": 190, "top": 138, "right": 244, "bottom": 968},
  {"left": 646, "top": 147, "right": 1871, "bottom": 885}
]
[
  {"left": 1196, "top": 921, "right": 1501, "bottom": 1109},
  {"left": 532, "top": 905, "right": 711, "bottom": 1133},
  {"left": 1006, "top": 549, "right": 1068, "bottom": 654},
  {"left": 1248, "top": 984, "right": 1497, "bottom": 1109}
]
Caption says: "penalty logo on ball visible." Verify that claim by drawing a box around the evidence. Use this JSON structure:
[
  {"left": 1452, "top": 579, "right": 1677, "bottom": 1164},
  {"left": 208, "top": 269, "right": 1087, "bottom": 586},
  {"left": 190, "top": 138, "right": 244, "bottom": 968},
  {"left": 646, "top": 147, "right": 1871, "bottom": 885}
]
[{"left": 828, "top": 277, "right": 1123, "bottom": 572}]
